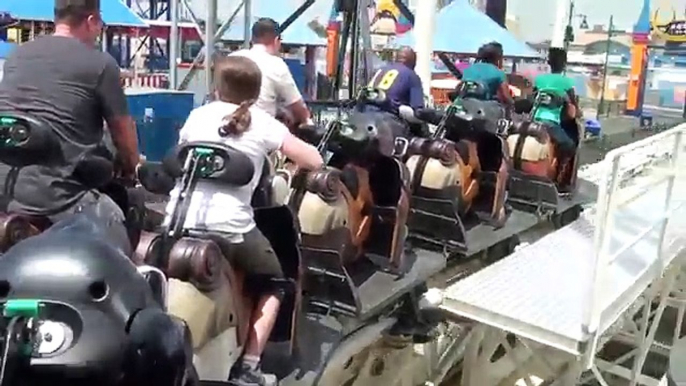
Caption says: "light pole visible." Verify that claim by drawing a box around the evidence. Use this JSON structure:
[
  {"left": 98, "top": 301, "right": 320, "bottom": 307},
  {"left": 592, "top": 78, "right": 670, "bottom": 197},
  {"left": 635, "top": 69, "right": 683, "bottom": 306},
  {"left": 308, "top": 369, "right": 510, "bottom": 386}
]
[
  {"left": 562, "top": 0, "right": 588, "bottom": 52},
  {"left": 597, "top": 15, "right": 616, "bottom": 119},
  {"left": 563, "top": 0, "right": 575, "bottom": 52}
]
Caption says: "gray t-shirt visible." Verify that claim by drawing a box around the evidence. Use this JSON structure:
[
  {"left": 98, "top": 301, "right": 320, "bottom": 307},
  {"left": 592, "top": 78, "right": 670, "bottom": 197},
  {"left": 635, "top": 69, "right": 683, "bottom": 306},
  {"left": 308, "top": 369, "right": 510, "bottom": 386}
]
[{"left": 0, "top": 35, "right": 129, "bottom": 215}]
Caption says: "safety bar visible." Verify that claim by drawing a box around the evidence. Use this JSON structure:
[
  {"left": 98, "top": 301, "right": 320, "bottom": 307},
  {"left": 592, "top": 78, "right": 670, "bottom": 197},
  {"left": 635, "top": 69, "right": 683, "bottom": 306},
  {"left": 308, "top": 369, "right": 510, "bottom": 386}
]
[{"left": 583, "top": 123, "right": 685, "bottom": 365}]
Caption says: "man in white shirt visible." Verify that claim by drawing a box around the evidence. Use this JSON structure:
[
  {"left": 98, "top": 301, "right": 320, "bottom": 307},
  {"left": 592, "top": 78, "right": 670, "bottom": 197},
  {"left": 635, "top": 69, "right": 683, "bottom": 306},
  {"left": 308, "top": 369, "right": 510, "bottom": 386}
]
[{"left": 230, "top": 18, "right": 312, "bottom": 128}]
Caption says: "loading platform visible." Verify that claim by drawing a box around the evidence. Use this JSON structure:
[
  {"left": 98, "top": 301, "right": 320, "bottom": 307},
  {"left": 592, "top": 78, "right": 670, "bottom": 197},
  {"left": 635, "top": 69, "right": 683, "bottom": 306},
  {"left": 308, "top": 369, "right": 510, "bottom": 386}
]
[{"left": 440, "top": 125, "right": 686, "bottom": 385}]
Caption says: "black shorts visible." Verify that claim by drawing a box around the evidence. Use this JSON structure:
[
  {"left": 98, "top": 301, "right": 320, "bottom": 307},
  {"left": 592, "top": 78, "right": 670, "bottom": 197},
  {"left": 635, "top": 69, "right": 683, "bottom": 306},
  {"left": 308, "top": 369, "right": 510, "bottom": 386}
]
[{"left": 210, "top": 228, "right": 284, "bottom": 279}]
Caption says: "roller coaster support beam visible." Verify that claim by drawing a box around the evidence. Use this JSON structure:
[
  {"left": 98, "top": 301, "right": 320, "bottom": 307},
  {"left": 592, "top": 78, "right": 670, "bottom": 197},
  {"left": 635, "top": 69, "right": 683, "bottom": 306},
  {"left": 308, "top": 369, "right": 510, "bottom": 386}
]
[
  {"left": 168, "top": 0, "right": 179, "bottom": 88},
  {"left": 279, "top": 0, "right": 316, "bottom": 35},
  {"left": 392, "top": 0, "right": 463, "bottom": 80},
  {"left": 177, "top": 0, "right": 245, "bottom": 91},
  {"left": 414, "top": 0, "right": 437, "bottom": 96},
  {"left": 205, "top": 0, "right": 217, "bottom": 94},
  {"left": 244, "top": 0, "right": 251, "bottom": 48}
]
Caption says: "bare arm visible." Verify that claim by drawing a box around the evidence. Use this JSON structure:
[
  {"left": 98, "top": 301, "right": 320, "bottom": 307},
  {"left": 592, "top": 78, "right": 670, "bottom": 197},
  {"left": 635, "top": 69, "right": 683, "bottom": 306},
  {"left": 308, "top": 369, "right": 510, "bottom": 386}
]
[
  {"left": 285, "top": 100, "right": 312, "bottom": 127},
  {"left": 276, "top": 61, "right": 312, "bottom": 127},
  {"left": 280, "top": 133, "right": 323, "bottom": 170},
  {"left": 497, "top": 82, "right": 514, "bottom": 106},
  {"left": 97, "top": 58, "right": 139, "bottom": 175}
]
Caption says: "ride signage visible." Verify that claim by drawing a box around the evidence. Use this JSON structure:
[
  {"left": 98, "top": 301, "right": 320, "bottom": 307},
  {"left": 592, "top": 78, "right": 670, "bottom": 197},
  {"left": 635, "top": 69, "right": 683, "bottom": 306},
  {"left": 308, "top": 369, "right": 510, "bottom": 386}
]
[
  {"left": 651, "top": 9, "right": 686, "bottom": 42},
  {"left": 665, "top": 20, "right": 686, "bottom": 36}
]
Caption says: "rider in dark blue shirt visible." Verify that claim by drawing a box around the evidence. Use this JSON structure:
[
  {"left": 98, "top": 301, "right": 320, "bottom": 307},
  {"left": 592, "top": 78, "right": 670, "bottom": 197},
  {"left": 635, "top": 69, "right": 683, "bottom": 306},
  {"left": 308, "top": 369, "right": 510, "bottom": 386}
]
[{"left": 368, "top": 47, "right": 424, "bottom": 114}]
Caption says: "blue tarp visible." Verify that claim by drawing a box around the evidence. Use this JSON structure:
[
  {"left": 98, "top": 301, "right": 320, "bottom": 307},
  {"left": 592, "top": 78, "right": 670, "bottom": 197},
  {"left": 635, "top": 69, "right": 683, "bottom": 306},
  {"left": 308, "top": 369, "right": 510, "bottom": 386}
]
[
  {"left": 217, "top": 0, "right": 332, "bottom": 46},
  {"left": 0, "top": 0, "right": 147, "bottom": 27},
  {"left": 0, "top": 41, "right": 16, "bottom": 59},
  {"left": 393, "top": 0, "right": 540, "bottom": 58}
]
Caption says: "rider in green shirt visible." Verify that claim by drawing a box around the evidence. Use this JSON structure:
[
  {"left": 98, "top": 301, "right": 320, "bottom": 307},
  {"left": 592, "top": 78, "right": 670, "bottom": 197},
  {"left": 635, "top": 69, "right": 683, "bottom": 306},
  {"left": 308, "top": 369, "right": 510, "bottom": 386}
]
[{"left": 532, "top": 48, "right": 577, "bottom": 153}]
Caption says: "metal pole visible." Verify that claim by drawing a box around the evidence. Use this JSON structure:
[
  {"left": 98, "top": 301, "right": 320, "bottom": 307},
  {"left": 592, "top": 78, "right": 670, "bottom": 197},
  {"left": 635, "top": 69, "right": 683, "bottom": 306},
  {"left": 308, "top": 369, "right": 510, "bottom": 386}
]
[
  {"left": 205, "top": 0, "right": 217, "bottom": 95},
  {"left": 414, "top": 0, "right": 437, "bottom": 97},
  {"left": 348, "top": 0, "right": 360, "bottom": 98},
  {"left": 169, "top": 0, "right": 179, "bottom": 89},
  {"left": 177, "top": 1, "right": 245, "bottom": 91},
  {"left": 563, "top": 0, "right": 574, "bottom": 52},
  {"left": 551, "top": 0, "right": 571, "bottom": 48},
  {"left": 597, "top": 15, "right": 613, "bottom": 119},
  {"left": 244, "top": 0, "right": 251, "bottom": 48}
]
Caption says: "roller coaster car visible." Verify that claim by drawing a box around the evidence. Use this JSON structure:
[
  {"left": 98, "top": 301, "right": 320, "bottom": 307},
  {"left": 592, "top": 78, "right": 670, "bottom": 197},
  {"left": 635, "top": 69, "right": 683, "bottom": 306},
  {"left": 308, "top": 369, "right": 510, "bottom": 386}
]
[
  {"left": 293, "top": 88, "right": 411, "bottom": 271},
  {"left": 453, "top": 82, "right": 511, "bottom": 226},
  {"left": 404, "top": 112, "right": 480, "bottom": 253},
  {"left": 406, "top": 83, "right": 510, "bottom": 251},
  {"left": 135, "top": 141, "right": 302, "bottom": 381},
  {"left": 0, "top": 210, "right": 189, "bottom": 386},
  {"left": 290, "top": 89, "right": 445, "bottom": 322},
  {"left": 505, "top": 91, "right": 582, "bottom": 213},
  {"left": 0, "top": 112, "right": 146, "bottom": 253}
]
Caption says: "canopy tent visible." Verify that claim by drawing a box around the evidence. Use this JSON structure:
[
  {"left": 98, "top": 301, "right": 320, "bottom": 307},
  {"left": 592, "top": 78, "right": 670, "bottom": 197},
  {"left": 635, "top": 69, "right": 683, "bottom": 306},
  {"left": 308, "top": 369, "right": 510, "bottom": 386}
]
[
  {"left": 202, "top": 0, "right": 333, "bottom": 46},
  {"left": 0, "top": 0, "right": 147, "bottom": 28},
  {"left": 393, "top": 0, "right": 540, "bottom": 59}
]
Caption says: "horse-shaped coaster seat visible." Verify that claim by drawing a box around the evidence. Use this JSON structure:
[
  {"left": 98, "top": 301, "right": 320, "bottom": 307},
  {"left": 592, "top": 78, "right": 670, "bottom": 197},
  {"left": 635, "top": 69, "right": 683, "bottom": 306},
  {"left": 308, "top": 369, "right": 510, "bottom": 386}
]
[
  {"left": 294, "top": 95, "right": 412, "bottom": 274},
  {"left": 405, "top": 137, "right": 481, "bottom": 214},
  {"left": 507, "top": 121, "right": 558, "bottom": 180},
  {"left": 506, "top": 89, "right": 581, "bottom": 186},
  {"left": 135, "top": 230, "right": 253, "bottom": 377},
  {"left": 136, "top": 142, "right": 302, "bottom": 380},
  {"left": 0, "top": 112, "right": 133, "bottom": 252},
  {"left": 505, "top": 91, "right": 583, "bottom": 211}
]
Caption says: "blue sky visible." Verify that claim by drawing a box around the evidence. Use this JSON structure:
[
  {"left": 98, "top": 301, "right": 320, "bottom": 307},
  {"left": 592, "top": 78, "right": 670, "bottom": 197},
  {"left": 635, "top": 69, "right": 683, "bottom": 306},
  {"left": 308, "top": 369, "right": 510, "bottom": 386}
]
[{"left": 509, "top": 0, "right": 685, "bottom": 41}]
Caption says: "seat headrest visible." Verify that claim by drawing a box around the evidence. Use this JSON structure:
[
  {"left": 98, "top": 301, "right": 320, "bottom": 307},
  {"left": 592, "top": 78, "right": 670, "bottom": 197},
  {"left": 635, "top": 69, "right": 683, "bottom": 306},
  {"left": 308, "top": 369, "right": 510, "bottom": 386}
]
[
  {"left": 0, "top": 112, "right": 61, "bottom": 167},
  {"left": 163, "top": 141, "right": 255, "bottom": 187}
]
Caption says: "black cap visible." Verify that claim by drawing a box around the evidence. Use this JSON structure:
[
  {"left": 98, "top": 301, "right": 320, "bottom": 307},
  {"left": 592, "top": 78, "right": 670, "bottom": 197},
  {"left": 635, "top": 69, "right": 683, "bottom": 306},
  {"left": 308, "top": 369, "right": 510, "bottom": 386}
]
[
  {"left": 251, "top": 17, "right": 280, "bottom": 41},
  {"left": 55, "top": 0, "right": 100, "bottom": 12}
]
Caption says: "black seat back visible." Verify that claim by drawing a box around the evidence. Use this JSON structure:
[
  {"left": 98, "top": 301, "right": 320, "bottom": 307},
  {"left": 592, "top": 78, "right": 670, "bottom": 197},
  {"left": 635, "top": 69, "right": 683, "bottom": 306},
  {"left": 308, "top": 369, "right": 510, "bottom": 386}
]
[
  {"left": 355, "top": 87, "right": 389, "bottom": 111},
  {"left": 162, "top": 141, "right": 255, "bottom": 186},
  {"left": 0, "top": 112, "right": 61, "bottom": 167},
  {"left": 459, "top": 81, "right": 489, "bottom": 100},
  {"left": 343, "top": 111, "right": 399, "bottom": 160},
  {"left": 534, "top": 91, "right": 567, "bottom": 110},
  {"left": 0, "top": 112, "right": 115, "bottom": 189}
]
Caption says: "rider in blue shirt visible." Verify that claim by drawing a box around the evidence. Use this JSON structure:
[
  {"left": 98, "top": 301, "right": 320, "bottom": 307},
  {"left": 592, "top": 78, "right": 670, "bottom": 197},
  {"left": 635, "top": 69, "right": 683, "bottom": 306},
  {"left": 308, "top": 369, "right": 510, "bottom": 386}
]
[
  {"left": 368, "top": 47, "right": 425, "bottom": 114},
  {"left": 461, "top": 42, "right": 513, "bottom": 107}
]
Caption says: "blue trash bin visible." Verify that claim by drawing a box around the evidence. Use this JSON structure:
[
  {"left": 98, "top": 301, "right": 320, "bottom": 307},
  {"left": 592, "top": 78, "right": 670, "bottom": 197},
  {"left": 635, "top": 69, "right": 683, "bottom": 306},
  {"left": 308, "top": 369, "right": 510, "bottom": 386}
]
[
  {"left": 639, "top": 112, "right": 653, "bottom": 129},
  {"left": 126, "top": 89, "right": 195, "bottom": 161},
  {"left": 585, "top": 118, "right": 601, "bottom": 137}
]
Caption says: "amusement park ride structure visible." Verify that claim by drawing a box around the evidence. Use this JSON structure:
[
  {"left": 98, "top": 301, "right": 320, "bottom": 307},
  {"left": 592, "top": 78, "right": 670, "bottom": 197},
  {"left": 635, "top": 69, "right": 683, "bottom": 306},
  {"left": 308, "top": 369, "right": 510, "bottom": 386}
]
[
  {"left": 0, "top": 2, "right": 684, "bottom": 386},
  {"left": 626, "top": 0, "right": 686, "bottom": 116},
  {"left": 125, "top": 0, "right": 460, "bottom": 99},
  {"left": 132, "top": 2, "right": 686, "bottom": 386}
]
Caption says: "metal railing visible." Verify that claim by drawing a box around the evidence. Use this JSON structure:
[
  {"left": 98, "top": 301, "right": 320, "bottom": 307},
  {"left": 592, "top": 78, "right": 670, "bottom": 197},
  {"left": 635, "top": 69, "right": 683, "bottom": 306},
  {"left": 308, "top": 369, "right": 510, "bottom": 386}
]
[{"left": 583, "top": 123, "right": 685, "bottom": 365}]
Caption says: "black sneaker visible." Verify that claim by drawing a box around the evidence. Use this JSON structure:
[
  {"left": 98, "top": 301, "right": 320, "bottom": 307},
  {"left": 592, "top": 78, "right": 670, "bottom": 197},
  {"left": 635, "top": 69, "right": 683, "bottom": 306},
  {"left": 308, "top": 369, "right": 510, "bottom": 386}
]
[{"left": 228, "top": 362, "right": 278, "bottom": 386}]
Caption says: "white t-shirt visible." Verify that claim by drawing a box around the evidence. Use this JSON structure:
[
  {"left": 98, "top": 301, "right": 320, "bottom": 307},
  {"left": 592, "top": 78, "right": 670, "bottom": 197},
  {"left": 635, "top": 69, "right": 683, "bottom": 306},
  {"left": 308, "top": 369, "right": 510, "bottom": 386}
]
[
  {"left": 164, "top": 101, "right": 289, "bottom": 235},
  {"left": 229, "top": 45, "right": 303, "bottom": 117}
]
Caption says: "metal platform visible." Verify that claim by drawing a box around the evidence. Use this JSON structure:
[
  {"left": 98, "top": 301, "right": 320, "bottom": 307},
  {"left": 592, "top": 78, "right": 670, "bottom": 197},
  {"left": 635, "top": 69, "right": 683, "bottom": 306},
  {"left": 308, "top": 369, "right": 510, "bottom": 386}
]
[
  {"left": 441, "top": 125, "right": 686, "bottom": 376},
  {"left": 354, "top": 249, "right": 446, "bottom": 318},
  {"left": 464, "top": 177, "right": 597, "bottom": 257},
  {"left": 445, "top": 217, "right": 596, "bottom": 353}
]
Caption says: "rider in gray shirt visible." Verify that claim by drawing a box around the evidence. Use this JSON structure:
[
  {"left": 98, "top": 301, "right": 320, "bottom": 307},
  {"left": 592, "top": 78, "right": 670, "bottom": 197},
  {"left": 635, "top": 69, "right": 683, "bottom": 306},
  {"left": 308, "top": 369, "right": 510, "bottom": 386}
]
[{"left": 0, "top": 0, "right": 140, "bottom": 226}]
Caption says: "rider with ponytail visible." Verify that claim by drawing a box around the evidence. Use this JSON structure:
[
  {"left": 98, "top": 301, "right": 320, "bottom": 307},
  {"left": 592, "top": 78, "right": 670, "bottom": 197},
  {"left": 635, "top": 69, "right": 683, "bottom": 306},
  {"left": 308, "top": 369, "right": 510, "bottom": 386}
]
[{"left": 167, "top": 55, "right": 323, "bottom": 386}]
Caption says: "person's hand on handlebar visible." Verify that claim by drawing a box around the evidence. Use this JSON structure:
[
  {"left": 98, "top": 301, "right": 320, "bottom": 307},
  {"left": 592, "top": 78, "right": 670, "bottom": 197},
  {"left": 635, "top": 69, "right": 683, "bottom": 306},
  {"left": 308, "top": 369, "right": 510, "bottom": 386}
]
[{"left": 118, "top": 154, "right": 146, "bottom": 186}]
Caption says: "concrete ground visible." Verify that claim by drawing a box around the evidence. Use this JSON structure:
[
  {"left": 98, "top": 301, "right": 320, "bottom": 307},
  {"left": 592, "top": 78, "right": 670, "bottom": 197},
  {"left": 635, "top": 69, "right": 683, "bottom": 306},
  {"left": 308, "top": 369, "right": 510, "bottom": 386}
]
[{"left": 578, "top": 112, "right": 684, "bottom": 166}]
